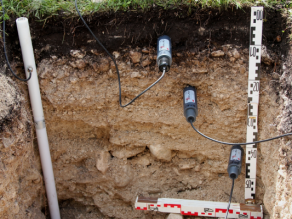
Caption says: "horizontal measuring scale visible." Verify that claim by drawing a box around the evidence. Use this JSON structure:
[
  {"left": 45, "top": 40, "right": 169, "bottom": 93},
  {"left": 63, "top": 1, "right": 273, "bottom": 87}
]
[
  {"left": 245, "top": 6, "right": 263, "bottom": 201},
  {"left": 135, "top": 196, "right": 263, "bottom": 219}
]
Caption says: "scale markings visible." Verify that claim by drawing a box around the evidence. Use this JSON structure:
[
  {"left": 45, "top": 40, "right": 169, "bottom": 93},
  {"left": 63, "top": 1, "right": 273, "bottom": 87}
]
[{"left": 245, "top": 6, "right": 263, "bottom": 201}]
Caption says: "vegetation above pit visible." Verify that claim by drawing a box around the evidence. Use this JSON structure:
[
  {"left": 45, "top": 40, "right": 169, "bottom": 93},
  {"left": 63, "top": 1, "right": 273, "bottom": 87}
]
[{"left": 0, "top": 0, "right": 291, "bottom": 20}]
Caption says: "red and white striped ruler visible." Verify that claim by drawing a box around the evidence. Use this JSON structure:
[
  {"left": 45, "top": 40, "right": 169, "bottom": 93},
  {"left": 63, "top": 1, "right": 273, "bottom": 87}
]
[{"left": 135, "top": 196, "right": 263, "bottom": 219}]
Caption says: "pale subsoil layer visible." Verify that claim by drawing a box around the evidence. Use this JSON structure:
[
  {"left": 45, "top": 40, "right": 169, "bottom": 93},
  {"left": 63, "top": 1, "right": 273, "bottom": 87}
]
[
  {"left": 0, "top": 74, "right": 45, "bottom": 218},
  {"left": 39, "top": 44, "right": 280, "bottom": 219}
]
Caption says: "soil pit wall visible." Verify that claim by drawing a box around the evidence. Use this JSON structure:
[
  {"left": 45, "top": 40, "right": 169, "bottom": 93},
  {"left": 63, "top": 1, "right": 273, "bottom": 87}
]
[
  {"left": 1, "top": 7, "right": 291, "bottom": 219},
  {"left": 40, "top": 44, "right": 280, "bottom": 219},
  {"left": 0, "top": 74, "right": 45, "bottom": 218}
]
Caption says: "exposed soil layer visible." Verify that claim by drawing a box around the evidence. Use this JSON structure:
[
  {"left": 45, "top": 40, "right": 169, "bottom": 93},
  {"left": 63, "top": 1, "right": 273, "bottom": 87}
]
[
  {"left": 1, "top": 7, "right": 288, "bottom": 68},
  {"left": 0, "top": 6, "right": 291, "bottom": 219},
  {"left": 0, "top": 74, "right": 45, "bottom": 218}
]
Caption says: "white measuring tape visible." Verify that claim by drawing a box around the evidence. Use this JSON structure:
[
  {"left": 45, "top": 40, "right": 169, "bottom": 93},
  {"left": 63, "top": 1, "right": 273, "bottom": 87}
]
[{"left": 245, "top": 6, "right": 263, "bottom": 202}]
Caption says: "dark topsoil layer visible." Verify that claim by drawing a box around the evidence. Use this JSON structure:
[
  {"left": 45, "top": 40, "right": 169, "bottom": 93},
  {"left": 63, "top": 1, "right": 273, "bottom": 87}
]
[{"left": 0, "top": 7, "right": 289, "bottom": 68}]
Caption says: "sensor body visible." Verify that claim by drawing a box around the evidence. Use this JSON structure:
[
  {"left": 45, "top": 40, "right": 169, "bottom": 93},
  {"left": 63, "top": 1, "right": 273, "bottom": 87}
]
[
  {"left": 157, "top": 35, "right": 172, "bottom": 72},
  {"left": 183, "top": 86, "right": 198, "bottom": 123},
  {"left": 227, "top": 145, "right": 244, "bottom": 179}
]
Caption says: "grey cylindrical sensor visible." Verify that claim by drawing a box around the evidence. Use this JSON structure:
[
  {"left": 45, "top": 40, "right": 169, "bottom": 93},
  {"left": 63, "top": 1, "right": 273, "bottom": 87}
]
[
  {"left": 227, "top": 145, "right": 244, "bottom": 179},
  {"left": 183, "top": 86, "right": 198, "bottom": 123},
  {"left": 157, "top": 35, "right": 172, "bottom": 72}
]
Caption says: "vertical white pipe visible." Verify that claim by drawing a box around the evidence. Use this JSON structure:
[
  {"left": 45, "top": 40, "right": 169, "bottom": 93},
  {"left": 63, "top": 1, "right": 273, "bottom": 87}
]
[{"left": 16, "top": 17, "right": 61, "bottom": 219}]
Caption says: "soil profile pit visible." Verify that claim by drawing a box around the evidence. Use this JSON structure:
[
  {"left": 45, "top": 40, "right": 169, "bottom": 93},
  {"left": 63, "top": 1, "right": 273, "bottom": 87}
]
[{"left": 1, "top": 7, "right": 291, "bottom": 219}]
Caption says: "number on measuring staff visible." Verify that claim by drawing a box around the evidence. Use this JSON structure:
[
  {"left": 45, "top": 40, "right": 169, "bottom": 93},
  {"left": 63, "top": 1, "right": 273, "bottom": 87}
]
[
  {"left": 250, "top": 150, "right": 257, "bottom": 158},
  {"left": 256, "top": 10, "right": 263, "bottom": 20},
  {"left": 249, "top": 47, "right": 260, "bottom": 57},
  {"left": 247, "top": 118, "right": 254, "bottom": 127},
  {"left": 253, "top": 82, "right": 259, "bottom": 91},
  {"left": 246, "top": 180, "right": 252, "bottom": 188},
  {"left": 250, "top": 47, "right": 257, "bottom": 57}
]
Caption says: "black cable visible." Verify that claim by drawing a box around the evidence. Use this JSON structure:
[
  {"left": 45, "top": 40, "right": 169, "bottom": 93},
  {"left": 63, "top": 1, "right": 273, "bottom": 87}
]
[
  {"left": 191, "top": 122, "right": 292, "bottom": 145},
  {"left": 1, "top": 0, "right": 31, "bottom": 81},
  {"left": 225, "top": 178, "right": 235, "bottom": 219},
  {"left": 75, "top": 0, "right": 165, "bottom": 107}
]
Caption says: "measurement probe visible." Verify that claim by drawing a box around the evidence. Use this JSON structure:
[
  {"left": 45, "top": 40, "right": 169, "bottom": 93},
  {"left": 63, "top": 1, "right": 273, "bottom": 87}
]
[
  {"left": 183, "top": 86, "right": 292, "bottom": 145},
  {"left": 75, "top": 0, "right": 171, "bottom": 107}
]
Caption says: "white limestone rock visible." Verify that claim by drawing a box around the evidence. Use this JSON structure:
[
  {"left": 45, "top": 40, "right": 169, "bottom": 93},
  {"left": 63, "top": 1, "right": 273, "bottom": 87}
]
[{"left": 149, "top": 144, "right": 172, "bottom": 162}]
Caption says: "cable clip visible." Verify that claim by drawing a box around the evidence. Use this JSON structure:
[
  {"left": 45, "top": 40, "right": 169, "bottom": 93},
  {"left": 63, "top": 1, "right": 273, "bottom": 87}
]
[
  {"left": 35, "top": 120, "right": 46, "bottom": 130},
  {"left": 27, "top": 67, "right": 33, "bottom": 73}
]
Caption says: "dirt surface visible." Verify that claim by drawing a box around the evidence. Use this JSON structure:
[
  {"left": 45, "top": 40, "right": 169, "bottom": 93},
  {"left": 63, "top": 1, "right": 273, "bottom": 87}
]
[{"left": 0, "top": 6, "right": 291, "bottom": 219}]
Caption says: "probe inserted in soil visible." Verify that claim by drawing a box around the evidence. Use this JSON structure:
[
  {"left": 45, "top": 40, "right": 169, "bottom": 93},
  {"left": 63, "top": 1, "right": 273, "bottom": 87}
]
[
  {"left": 227, "top": 145, "right": 244, "bottom": 180},
  {"left": 183, "top": 86, "right": 292, "bottom": 145},
  {"left": 225, "top": 145, "right": 243, "bottom": 219},
  {"left": 1, "top": 0, "right": 32, "bottom": 81},
  {"left": 157, "top": 35, "right": 172, "bottom": 72},
  {"left": 75, "top": 0, "right": 171, "bottom": 107}
]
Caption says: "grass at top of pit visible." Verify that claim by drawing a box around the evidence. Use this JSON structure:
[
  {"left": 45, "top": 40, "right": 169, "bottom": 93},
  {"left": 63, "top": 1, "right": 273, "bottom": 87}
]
[{"left": 0, "top": 0, "right": 290, "bottom": 20}]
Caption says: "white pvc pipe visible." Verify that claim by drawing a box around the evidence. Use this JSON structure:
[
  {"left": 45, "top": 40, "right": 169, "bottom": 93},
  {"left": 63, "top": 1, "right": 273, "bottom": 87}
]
[{"left": 16, "top": 17, "right": 61, "bottom": 219}]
